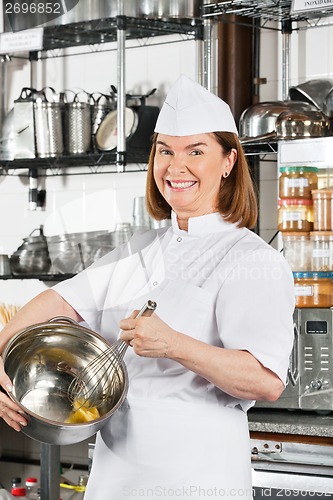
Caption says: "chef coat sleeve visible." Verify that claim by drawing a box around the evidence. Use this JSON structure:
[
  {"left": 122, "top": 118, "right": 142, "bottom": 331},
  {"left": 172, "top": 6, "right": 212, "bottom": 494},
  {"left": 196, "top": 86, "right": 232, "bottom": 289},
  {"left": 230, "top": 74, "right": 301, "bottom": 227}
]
[
  {"left": 216, "top": 247, "right": 295, "bottom": 385},
  {"left": 52, "top": 247, "right": 123, "bottom": 332}
]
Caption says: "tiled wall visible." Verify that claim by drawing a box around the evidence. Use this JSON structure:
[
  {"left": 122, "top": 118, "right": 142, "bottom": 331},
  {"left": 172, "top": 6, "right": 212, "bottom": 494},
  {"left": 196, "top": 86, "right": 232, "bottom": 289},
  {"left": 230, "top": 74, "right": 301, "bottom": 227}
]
[{"left": 1, "top": 16, "right": 333, "bottom": 490}]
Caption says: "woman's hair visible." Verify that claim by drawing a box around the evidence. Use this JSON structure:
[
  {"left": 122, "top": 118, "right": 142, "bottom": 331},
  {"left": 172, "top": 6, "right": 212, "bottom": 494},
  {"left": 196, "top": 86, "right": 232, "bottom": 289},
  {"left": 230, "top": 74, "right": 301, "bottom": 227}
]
[{"left": 146, "top": 132, "right": 258, "bottom": 229}]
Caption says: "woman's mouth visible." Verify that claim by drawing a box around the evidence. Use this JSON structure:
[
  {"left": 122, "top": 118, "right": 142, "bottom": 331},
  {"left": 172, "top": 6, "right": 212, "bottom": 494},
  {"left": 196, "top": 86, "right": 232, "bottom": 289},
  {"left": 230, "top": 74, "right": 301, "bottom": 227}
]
[{"left": 166, "top": 180, "right": 197, "bottom": 190}]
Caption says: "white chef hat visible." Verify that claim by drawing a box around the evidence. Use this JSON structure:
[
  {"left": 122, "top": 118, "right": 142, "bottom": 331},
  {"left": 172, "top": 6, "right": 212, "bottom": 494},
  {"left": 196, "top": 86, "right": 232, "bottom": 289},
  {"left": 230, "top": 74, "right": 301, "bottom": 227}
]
[{"left": 154, "top": 74, "right": 238, "bottom": 136}]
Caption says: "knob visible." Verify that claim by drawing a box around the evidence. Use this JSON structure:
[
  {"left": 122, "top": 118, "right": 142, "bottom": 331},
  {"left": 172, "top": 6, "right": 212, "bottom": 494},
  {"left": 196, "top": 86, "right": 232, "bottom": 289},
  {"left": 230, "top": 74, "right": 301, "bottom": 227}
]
[{"left": 310, "top": 380, "right": 322, "bottom": 390}]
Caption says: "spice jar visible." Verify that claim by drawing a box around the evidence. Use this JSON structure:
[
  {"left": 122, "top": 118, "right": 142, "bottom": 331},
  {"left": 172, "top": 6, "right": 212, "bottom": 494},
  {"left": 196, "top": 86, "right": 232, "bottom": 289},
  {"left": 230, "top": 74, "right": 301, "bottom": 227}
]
[
  {"left": 312, "top": 189, "right": 333, "bottom": 231},
  {"left": 279, "top": 166, "right": 318, "bottom": 199},
  {"left": 282, "top": 232, "right": 311, "bottom": 271},
  {"left": 310, "top": 231, "right": 333, "bottom": 271},
  {"left": 278, "top": 198, "right": 313, "bottom": 232},
  {"left": 293, "top": 271, "right": 333, "bottom": 308}
]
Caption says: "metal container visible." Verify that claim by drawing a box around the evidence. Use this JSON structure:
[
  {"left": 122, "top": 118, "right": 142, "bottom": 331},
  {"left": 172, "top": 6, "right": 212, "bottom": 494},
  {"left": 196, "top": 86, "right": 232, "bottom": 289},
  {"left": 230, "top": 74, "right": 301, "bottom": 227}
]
[
  {"left": 10, "top": 226, "right": 51, "bottom": 275},
  {"left": 239, "top": 100, "right": 317, "bottom": 139},
  {"left": 139, "top": 0, "right": 202, "bottom": 19},
  {"left": 33, "top": 89, "right": 64, "bottom": 158},
  {"left": 289, "top": 79, "right": 333, "bottom": 115},
  {"left": 275, "top": 109, "right": 330, "bottom": 139},
  {"left": 2, "top": 317, "right": 129, "bottom": 445},
  {"left": 63, "top": 92, "right": 92, "bottom": 155}
]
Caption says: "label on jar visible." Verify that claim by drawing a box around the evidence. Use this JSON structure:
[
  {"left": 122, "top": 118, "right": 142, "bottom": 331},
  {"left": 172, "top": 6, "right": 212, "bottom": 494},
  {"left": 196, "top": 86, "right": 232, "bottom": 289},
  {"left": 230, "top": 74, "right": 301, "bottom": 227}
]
[
  {"left": 286, "top": 178, "right": 309, "bottom": 188},
  {"left": 312, "top": 249, "right": 330, "bottom": 258},
  {"left": 283, "top": 211, "right": 303, "bottom": 222},
  {"left": 294, "top": 285, "right": 313, "bottom": 296}
]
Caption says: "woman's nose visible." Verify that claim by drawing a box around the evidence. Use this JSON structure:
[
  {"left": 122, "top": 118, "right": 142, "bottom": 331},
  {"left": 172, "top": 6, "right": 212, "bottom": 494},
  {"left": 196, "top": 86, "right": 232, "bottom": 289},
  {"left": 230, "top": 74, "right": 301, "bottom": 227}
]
[{"left": 167, "top": 155, "right": 187, "bottom": 173}]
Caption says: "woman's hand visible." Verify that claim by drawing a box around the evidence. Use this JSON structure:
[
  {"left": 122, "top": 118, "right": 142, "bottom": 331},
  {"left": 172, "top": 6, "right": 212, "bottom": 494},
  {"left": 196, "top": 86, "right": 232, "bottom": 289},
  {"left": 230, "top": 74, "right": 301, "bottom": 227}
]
[
  {"left": 119, "top": 310, "right": 178, "bottom": 358},
  {"left": 0, "top": 356, "right": 28, "bottom": 431}
]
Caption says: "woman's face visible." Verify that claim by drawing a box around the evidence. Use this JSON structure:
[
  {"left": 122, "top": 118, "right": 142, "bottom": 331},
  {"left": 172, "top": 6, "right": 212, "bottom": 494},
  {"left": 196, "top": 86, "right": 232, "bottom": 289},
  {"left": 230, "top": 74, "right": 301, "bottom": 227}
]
[{"left": 153, "top": 133, "right": 236, "bottom": 218}]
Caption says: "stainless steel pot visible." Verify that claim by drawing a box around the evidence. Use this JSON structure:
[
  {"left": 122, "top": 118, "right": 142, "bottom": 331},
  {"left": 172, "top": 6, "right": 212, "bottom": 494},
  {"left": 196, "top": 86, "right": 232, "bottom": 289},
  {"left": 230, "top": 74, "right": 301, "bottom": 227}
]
[
  {"left": 2, "top": 317, "right": 129, "bottom": 445},
  {"left": 139, "top": 0, "right": 202, "bottom": 20},
  {"left": 275, "top": 109, "right": 330, "bottom": 139},
  {"left": 10, "top": 226, "right": 51, "bottom": 275},
  {"left": 239, "top": 100, "right": 317, "bottom": 139}
]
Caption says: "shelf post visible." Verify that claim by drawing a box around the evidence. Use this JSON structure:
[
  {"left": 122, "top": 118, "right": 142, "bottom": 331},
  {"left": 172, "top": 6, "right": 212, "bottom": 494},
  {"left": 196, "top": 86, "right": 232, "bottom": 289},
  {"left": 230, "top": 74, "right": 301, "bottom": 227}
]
[
  {"left": 281, "top": 18, "right": 292, "bottom": 101},
  {"left": 116, "top": 11, "right": 127, "bottom": 173}
]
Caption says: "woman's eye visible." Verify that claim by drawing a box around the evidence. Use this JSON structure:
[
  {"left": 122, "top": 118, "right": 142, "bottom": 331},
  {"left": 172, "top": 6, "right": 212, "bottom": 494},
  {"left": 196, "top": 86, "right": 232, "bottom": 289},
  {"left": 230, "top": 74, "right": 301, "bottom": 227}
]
[
  {"left": 190, "top": 150, "right": 202, "bottom": 156},
  {"left": 159, "top": 149, "right": 172, "bottom": 155}
]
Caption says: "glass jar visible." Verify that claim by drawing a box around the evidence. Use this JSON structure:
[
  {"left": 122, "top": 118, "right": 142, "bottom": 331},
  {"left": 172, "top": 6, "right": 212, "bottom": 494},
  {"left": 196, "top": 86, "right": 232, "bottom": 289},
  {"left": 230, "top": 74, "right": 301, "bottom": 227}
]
[
  {"left": 293, "top": 271, "right": 333, "bottom": 308},
  {"left": 310, "top": 231, "right": 333, "bottom": 271},
  {"left": 282, "top": 232, "right": 311, "bottom": 271},
  {"left": 279, "top": 166, "right": 318, "bottom": 199},
  {"left": 278, "top": 198, "right": 313, "bottom": 232},
  {"left": 312, "top": 189, "right": 333, "bottom": 231}
]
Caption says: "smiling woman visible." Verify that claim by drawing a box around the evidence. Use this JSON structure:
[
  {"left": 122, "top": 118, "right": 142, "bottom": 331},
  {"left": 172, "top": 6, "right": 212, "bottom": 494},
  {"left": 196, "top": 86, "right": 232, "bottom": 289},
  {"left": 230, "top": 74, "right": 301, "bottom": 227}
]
[{"left": 0, "top": 75, "right": 294, "bottom": 500}]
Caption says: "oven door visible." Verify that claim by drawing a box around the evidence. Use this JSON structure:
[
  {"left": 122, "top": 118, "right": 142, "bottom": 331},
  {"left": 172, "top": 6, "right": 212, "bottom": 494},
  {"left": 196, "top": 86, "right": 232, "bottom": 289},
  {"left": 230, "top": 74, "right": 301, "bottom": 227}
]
[{"left": 251, "top": 440, "right": 333, "bottom": 499}]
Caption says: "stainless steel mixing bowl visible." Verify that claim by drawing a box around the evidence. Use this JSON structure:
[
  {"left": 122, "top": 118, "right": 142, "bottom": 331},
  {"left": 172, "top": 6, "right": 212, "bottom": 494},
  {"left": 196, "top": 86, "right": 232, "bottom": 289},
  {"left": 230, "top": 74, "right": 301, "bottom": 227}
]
[{"left": 2, "top": 317, "right": 128, "bottom": 445}]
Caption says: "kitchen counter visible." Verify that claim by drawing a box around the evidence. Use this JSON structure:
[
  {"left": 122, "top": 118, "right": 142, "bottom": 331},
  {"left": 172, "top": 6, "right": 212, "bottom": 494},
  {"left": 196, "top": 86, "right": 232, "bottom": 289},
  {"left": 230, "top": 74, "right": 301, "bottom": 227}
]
[{"left": 248, "top": 408, "right": 333, "bottom": 440}]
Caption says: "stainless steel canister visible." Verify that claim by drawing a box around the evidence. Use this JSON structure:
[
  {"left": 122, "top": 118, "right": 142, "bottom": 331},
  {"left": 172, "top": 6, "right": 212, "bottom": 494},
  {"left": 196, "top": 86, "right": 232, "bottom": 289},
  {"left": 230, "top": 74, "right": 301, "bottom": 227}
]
[
  {"left": 34, "top": 88, "right": 63, "bottom": 158},
  {"left": 63, "top": 91, "right": 92, "bottom": 155}
]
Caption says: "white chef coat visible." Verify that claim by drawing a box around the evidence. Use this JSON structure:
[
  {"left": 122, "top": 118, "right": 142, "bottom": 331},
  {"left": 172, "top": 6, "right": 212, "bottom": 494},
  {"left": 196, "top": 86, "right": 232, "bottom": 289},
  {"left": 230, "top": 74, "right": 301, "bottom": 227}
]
[{"left": 53, "top": 212, "right": 295, "bottom": 500}]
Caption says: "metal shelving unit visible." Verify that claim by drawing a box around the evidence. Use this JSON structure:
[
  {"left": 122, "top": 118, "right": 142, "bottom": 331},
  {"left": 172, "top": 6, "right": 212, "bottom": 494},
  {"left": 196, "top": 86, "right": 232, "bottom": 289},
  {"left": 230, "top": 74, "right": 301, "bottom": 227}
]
[{"left": 0, "top": 16, "right": 203, "bottom": 174}]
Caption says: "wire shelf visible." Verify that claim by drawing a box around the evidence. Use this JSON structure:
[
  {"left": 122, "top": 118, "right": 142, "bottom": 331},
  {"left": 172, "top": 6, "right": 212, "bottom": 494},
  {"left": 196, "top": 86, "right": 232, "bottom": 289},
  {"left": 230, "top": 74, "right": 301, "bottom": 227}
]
[{"left": 202, "top": 1, "right": 333, "bottom": 23}]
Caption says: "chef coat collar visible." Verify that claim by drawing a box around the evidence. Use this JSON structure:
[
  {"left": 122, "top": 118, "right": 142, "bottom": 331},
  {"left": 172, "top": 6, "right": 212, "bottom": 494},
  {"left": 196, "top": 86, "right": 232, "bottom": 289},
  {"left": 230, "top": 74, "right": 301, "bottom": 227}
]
[{"left": 171, "top": 211, "right": 239, "bottom": 236}]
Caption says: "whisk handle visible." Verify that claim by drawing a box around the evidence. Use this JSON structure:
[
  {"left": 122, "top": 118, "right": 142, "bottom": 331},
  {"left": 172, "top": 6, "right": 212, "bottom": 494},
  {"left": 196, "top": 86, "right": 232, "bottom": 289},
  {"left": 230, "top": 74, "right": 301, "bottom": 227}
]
[{"left": 136, "top": 300, "right": 157, "bottom": 318}]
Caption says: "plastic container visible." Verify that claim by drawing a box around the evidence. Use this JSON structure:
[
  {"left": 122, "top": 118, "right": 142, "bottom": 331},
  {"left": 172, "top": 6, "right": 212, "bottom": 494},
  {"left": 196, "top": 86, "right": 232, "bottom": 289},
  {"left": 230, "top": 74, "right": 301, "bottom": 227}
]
[
  {"left": 312, "top": 189, "right": 333, "bottom": 231},
  {"left": 282, "top": 232, "right": 311, "bottom": 271},
  {"left": 24, "top": 479, "right": 39, "bottom": 500},
  {"left": 278, "top": 198, "right": 314, "bottom": 232},
  {"left": 279, "top": 166, "right": 318, "bottom": 199},
  {"left": 310, "top": 231, "right": 333, "bottom": 271},
  {"left": 293, "top": 271, "right": 333, "bottom": 308}
]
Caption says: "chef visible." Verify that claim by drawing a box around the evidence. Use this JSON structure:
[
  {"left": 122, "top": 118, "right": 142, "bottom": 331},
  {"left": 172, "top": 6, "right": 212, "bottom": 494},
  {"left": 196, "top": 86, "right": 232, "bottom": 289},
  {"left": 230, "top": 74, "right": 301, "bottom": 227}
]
[{"left": 0, "top": 75, "right": 295, "bottom": 499}]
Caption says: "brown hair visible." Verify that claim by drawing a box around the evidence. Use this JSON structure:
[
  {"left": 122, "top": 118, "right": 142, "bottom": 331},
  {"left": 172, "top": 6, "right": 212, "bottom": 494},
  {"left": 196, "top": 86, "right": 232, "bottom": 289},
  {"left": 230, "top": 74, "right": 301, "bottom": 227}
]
[{"left": 146, "top": 132, "right": 258, "bottom": 229}]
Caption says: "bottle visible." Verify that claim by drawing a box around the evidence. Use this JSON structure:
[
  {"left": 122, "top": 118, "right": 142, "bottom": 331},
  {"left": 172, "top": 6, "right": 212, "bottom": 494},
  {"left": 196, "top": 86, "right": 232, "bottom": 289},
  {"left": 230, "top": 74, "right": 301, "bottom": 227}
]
[
  {"left": 10, "top": 480, "right": 21, "bottom": 492},
  {"left": 24, "top": 479, "right": 39, "bottom": 500},
  {"left": 11, "top": 488, "right": 27, "bottom": 499}
]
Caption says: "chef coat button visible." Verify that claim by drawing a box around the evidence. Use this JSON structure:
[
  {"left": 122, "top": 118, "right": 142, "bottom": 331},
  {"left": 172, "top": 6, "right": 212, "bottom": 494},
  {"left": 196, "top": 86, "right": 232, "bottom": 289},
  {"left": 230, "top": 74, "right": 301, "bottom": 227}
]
[
  {"left": 153, "top": 281, "right": 158, "bottom": 286},
  {"left": 177, "top": 237, "right": 182, "bottom": 242}
]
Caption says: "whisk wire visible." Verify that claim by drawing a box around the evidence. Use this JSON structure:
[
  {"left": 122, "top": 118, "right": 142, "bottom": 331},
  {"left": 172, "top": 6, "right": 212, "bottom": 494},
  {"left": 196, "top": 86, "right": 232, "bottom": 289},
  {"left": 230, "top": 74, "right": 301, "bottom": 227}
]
[{"left": 67, "top": 300, "right": 157, "bottom": 409}]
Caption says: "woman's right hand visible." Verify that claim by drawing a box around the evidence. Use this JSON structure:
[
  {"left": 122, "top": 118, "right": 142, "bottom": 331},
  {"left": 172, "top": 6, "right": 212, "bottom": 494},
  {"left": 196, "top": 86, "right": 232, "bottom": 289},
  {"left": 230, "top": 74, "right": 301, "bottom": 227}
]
[{"left": 0, "top": 356, "right": 28, "bottom": 431}]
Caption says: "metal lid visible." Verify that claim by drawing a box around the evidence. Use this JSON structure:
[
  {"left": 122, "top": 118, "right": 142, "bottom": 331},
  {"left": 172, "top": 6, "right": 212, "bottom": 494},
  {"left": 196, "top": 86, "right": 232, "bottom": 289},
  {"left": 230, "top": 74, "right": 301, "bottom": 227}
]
[
  {"left": 280, "top": 166, "right": 318, "bottom": 173},
  {"left": 293, "top": 271, "right": 333, "bottom": 279}
]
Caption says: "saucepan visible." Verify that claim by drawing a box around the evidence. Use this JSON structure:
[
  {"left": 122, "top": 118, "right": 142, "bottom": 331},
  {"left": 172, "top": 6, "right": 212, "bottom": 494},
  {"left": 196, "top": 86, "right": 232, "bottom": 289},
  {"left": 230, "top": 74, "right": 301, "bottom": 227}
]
[{"left": 275, "top": 109, "right": 330, "bottom": 139}]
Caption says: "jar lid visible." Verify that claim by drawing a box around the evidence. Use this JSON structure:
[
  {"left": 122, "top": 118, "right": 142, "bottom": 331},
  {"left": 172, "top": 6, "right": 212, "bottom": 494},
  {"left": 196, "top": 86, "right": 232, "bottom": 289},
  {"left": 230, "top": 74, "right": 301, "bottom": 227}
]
[
  {"left": 310, "top": 231, "right": 333, "bottom": 238},
  {"left": 11, "top": 488, "right": 27, "bottom": 496},
  {"left": 282, "top": 232, "right": 310, "bottom": 238},
  {"left": 280, "top": 166, "right": 318, "bottom": 173},
  {"left": 311, "top": 189, "right": 333, "bottom": 198},
  {"left": 278, "top": 198, "right": 313, "bottom": 206},
  {"left": 293, "top": 271, "right": 333, "bottom": 279}
]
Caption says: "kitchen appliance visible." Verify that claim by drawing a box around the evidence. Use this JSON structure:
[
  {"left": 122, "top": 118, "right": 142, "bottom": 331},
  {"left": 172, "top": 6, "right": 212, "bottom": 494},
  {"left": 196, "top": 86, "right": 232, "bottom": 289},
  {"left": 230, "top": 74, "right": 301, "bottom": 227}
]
[
  {"left": 256, "top": 307, "right": 333, "bottom": 412},
  {"left": 62, "top": 91, "right": 92, "bottom": 155}
]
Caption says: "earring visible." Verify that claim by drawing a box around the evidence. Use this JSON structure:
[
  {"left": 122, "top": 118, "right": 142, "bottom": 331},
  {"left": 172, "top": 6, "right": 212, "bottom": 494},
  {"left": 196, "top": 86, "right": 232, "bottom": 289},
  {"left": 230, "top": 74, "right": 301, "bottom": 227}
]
[{"left": 224, "top": 171, "right": 229, "bottom": 178}]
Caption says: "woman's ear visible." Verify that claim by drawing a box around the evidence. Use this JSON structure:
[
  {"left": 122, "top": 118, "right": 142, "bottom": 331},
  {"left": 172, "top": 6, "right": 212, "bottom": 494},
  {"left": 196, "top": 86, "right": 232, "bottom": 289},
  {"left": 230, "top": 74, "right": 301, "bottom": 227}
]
[{"left": 223, "top": 148, "right": 237, "bottom": 178}]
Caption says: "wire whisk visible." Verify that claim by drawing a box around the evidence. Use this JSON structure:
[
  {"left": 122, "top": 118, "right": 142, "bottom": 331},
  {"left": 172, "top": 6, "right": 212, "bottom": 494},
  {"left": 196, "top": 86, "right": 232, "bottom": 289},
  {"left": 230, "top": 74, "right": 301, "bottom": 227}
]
[{"left": 67, "top": 300, "right": 157, "bottom": 409}]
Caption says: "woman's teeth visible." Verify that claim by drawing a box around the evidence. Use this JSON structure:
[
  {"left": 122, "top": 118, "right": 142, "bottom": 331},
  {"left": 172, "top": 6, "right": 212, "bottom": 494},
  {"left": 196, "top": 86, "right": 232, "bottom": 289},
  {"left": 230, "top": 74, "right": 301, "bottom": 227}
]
[{"left": 169, "top": 181, "right": 196, "bottom": 189}]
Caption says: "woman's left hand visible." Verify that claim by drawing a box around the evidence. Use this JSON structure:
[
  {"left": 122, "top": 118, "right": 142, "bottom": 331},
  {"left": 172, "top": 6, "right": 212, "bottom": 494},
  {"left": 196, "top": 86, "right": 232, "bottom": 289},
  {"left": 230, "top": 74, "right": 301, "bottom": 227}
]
[{"left": 119, "top": 311, "right": 176, "bottom": 358}]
